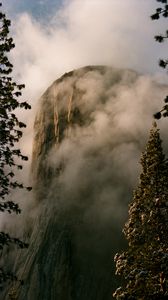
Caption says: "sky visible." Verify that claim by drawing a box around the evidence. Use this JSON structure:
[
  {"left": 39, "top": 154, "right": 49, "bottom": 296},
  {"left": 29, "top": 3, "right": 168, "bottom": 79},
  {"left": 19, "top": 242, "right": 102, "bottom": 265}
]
[
  {"left": 3, "top": 0, "right": 63, "bottom": 20},
  {"left": 2, "top": 0, "right": 168, "bottom": 96},
  {"left": 1, "top": 0, "right": 168, "bottom": 171}
]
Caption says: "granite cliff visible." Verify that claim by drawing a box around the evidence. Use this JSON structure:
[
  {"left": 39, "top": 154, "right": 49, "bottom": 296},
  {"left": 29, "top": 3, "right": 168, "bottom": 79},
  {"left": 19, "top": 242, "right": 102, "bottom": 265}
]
[{"left": 3, "top": 65, "right": 167, "bottom": 300}]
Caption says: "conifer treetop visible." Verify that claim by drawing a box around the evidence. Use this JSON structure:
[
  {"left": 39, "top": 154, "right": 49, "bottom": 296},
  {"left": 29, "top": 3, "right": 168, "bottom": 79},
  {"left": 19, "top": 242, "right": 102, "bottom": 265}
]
[{"left": 113, "top": 123, "right": 168, "bottom": 300}]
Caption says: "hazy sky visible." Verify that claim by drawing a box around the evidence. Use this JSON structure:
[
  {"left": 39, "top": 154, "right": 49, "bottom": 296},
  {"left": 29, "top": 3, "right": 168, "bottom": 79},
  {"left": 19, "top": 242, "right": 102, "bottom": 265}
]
[
  {"left": 3, "top": 0, "right": 63, "bottom": 20},
  {"left": 1, "top": 0, "right": 168, "bottom": 158},
  {"left": 2, "top": 0, "right": 167, "bottom": 98}
]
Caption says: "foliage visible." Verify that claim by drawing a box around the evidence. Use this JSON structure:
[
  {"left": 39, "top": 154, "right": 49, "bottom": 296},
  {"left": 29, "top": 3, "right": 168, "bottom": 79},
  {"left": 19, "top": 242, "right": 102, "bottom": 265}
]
[
  {"left": 0, "top": 2, "right": 31, "bottom": 287},
  {"left": 151, "top": 0, "right": 168, "bottom": 119},
  {"left": 113, "top": 123, "right": 168, "bottom": 299}
]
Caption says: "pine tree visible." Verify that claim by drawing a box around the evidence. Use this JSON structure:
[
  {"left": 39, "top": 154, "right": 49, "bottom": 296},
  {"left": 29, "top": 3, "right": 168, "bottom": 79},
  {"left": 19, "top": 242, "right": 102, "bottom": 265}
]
[
  {"left": 0, "top": 3, "right": 31, "bottom": 287},
  {"left": 151, "top": 0, "right": 168, "bottom": 119},
  {"left": 113, "top": 122, "right": 168, "bottom": 300}
]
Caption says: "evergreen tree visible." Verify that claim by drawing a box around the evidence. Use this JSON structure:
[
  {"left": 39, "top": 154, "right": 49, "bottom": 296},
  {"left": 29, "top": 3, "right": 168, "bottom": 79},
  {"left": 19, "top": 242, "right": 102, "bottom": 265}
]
[
  {"left": 151, "top": 0, "right": 168, "bottom": 119},
  {"left": 0, "top": 3, "right": 31, "bottom": 287},
  {"left": 113, "top": 123, "right": 168, "bottom": 300}
]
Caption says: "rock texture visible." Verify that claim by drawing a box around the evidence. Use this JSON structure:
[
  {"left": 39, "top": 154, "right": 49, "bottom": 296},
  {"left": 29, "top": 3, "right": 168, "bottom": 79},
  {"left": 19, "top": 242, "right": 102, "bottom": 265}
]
[{"left": 3, "top": 65, "right": 166, "bottom": 300}]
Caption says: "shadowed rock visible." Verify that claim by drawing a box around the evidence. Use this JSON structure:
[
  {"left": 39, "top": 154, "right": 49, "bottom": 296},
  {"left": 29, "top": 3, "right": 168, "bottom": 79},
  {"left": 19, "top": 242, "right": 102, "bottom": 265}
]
[{"left": 3, "top": 65, "right": 168, "bottom": 300}]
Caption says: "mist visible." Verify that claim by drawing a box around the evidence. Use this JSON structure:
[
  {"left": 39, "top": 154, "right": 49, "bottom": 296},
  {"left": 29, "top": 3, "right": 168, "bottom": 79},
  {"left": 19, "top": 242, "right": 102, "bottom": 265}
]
[
  {"left": 1, "top": 1, "right": 168, "bottom": 298},
  {"left": 6, "top": 66, "right": 165, "bottom": 299},
  {"left": 1, "top": 0, "right": 168, "bottom": 256},
  {"left": 34, "top": 66, "right": 167, "bottom": 223},
  {"left": 3, "top": 0, "right": 166, "bottom": 159},
  {"left": 8, "top": 0, "right": 167, "bottom": 99}
]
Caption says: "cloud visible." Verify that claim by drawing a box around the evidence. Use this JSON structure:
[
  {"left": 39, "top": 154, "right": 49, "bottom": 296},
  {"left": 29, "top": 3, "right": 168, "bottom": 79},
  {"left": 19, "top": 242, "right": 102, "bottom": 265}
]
[
  {"left": 1, "top": 0, "right": 168, "bottom": 245},
  {"left": 10, "top": 0, "right": 167, "bottom": 101},
  {"left": 15, "top": 66, "right": 167, "bottom": 298},
  {"left": 2, "top": 0, "right": 167, "bottom": 232},
  {"left": 7, "top": 0, "right": 167, "bottom": 162},
  {"left": 37, "top": 67, "right": 168, "bottom": 229}
]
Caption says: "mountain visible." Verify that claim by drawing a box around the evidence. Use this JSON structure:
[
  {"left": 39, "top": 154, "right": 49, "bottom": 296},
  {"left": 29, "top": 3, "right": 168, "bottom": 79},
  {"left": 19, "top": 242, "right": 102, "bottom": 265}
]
[{"left": 3, "top": 65, "right": 167, "bottom": 300}]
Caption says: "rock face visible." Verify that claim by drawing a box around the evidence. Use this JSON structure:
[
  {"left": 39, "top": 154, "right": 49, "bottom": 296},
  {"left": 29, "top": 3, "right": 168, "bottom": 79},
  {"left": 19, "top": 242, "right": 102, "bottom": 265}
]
[{"left": 4, "top": 66, "right": 166, "bottom": 300}]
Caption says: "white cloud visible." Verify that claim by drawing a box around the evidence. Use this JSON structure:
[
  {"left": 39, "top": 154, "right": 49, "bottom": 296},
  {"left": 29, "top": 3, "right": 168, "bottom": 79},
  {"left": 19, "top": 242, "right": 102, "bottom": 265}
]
[
  {"left": 10, "top": 0, "right": 167, "bottom": 100},
  {"left": 6, "top": 0, "right": 168, "bottom": 181}
]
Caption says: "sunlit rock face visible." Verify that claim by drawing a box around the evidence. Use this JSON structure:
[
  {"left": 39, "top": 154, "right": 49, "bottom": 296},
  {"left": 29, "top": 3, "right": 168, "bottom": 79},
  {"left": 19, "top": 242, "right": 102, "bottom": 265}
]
[{"left": 5, "top": 66, "right": 167, "bottom": 300}]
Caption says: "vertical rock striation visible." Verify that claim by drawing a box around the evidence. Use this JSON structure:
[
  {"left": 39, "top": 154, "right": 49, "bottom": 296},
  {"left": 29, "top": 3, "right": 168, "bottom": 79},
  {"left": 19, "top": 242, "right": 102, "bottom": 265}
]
[{"left": 4, "top": 65, "right": 167, "bottom": 300}]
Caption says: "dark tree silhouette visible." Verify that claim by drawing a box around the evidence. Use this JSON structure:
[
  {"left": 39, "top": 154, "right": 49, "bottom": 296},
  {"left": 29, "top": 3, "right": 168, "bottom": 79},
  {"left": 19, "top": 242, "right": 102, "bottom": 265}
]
[
  {"left": 113, "top": 123, "right": 168, "bottom": 299},
  {"left": 151, "top": 0, "right": 168, "bottom": 119},
  {"left": 0, "top": 2, "right": 31, "bottom": 287}
]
